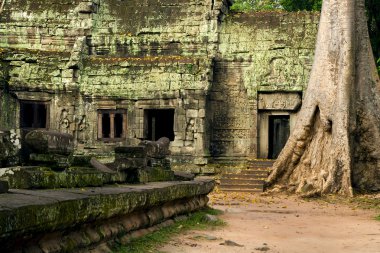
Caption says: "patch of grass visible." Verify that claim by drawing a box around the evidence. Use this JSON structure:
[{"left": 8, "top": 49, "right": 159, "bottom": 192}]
[
  {"left": 113, "top": 207, "right": 225, "bottom": 253},
  {"left": 376, "top": 215, "right": 380, "bottom": 221}
]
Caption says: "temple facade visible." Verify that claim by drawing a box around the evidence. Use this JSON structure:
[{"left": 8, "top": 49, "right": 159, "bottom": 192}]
[{"left": 0, "top": 0, "right": 319, "bottom": 170}]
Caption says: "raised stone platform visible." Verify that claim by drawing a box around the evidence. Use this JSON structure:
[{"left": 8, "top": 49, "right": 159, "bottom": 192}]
[{"left": 0, "top": 178, "right": 215, "bottom": 252}]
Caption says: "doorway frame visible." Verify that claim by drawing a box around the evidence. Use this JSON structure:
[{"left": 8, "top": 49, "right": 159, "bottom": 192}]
[
  {"left": 258, "top": 111, "right": 296, "bottom": 159},
  {"left": 268, "top": 115, "right": 290, "bottom": 159}
]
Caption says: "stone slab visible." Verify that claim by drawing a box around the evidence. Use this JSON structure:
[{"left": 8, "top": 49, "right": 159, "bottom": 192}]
[{"left": 0, "top": 179, "right": 215, "bottom": 241}]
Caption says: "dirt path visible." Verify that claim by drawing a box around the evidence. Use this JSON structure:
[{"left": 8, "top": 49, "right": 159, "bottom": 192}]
[{"left": 159, "top": 192, "right": 380, "bottom": 253}]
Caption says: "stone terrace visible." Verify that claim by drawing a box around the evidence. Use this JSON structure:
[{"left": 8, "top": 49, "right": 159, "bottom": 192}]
[{"left": 0, "top": 178, "right": 215, "bottom": 252}]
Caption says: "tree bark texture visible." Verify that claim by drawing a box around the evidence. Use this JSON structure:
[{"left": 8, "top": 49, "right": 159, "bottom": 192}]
[{"left": 267, "top": 0, "right": 380, "bottom": 196}]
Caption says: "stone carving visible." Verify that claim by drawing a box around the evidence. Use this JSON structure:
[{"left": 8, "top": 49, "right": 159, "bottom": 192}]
[
  {"left": 77, "top": 115, "right": 90, "bottom": 144},
  {"left": 139, "top": 137, "right": 171, "bottom": 159},
  {"left": 78, "top": 115, "right": 88, "bottom": 131},
  {"left": 265, "top": 57, "right": 287, "bottom": 85},
  {"left": 258, "top": 93, "right": 302, "bottom": 111},
  {"left": 25, "top": 130, "right": 74, "bottom": 155},
  {"left": 185, "top": 119, "right": 195, "bottom": 141},
  {"left": 59, "top": 109, "right": 70, "bottom": 129}
]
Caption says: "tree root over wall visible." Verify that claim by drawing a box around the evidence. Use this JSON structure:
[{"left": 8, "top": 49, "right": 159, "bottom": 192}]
[{"left": 266, "top": 0, "right": 380, "bottom": 196}]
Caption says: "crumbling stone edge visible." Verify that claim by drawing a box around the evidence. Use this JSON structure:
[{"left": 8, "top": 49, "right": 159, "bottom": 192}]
[{"left": 1, "top": 180, "right": 215, "bottom": 252}]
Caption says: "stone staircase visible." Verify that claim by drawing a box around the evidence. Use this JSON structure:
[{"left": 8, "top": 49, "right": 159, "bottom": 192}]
[{"left": 219, "top": 160, "right": 275, "bottom": 193}]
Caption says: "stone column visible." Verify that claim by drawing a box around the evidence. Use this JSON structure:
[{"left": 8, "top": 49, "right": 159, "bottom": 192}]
[
  {"left": 97, "top": 112, "right": 102, "bottom": 139},
  {"left": 110, "top": 113, "right": 115, "bottom": 139},
  {"left": 122, "top": 113, "right": 128, "bottom": 138}
]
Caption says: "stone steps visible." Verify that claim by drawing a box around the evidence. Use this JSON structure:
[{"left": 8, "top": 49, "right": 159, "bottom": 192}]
[
  {"left": 220, "top": 178, "right": 264, "bottom": 185},
  {"left": 219, "top": 187, "right": 264, "bottom": 193},
  {"left": 222, "top": 170, "right": 268, "bottom": 177},
  {"left": 219, "top": 160, "right": 275, "bottom": 193}
]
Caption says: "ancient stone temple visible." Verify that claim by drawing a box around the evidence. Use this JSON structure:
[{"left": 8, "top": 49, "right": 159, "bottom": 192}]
[{"left": 0, "top": 0, "right": 319, "bottom": 170}]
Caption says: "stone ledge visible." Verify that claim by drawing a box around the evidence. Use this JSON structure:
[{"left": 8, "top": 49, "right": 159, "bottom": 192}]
[
  {"left": 0, "top": 166, "right": 127, "bottom": 189},
  {"left": 0, "top": 179, "right": 215, "bottom": 245}
]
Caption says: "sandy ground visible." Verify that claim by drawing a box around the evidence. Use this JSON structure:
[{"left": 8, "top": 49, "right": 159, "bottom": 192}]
[{"left": 158, "top": 192, "right": 380, "bottom": 253}]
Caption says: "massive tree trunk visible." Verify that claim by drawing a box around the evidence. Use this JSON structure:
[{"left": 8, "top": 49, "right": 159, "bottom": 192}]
[{"left": 266, "top": 0, "right": 380, "bottom": 196}]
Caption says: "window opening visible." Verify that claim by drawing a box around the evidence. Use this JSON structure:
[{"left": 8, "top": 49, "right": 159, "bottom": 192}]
[
  {"left": 102, "top": 113, "right": 110, "bottom": 138},
  {"left": 20, "top": 101, "right": 48, "bottom": 129},
  {"left": 114, "top": 113, "right": 123, "bottom": 138},
  {"left": 98, "top": 110, "right": 127, "bottom": 140},
  {"left": 145, "top": 109, "right": 175, "bottom": 141}
]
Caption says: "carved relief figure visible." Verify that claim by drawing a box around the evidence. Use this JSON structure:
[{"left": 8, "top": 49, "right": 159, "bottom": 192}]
[
  {"left": 77, "top": 115, "right": 89, "bottom": 143},
  {"left": 59, "top": 109, "right": 70, "bottom": 130}
]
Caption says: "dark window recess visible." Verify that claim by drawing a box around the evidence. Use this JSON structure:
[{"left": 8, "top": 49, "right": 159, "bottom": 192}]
[
  {"left": 145, "top": 109, "right": 175, "bottom": 141},
  {"left": 98, "top": 110, "right": 127, "bottom": 140},
  {"left": 114, "top": 113, "right": 123, "bottom": 138},
  {"left": 268, "top": 115, "right": 290, "bottom": 159},
  {"left": 101, "top": 113, "right": 111, "bottom": 138},
  {"left": 20, "top": 101, "right": 48, "bottom": 129}
]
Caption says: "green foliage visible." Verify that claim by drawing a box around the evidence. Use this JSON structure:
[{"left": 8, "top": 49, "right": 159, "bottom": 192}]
[
  {"left": 377, "top": 58, "right": 380, "bottom": 75},
  {"left": 230, "top": 0, "right": 282, "bottom": 11},
  {"left": 229, "top": 0, "right": 322, "bottom": 12},
  {"left": 113, "top": 208, "right": 225, "bottom": 253},
  {"left": 280, "top": 0, "right": 322, "bottom": 11}
]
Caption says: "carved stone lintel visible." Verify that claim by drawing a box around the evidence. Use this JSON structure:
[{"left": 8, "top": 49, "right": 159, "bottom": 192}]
[{"left": 258, "top": 92, "right": 302, "bottom": 111}]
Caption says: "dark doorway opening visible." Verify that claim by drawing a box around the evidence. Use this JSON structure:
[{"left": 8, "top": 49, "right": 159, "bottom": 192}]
[
  {"left": 268, "top": 115, "right": 290, "bottom": 159},
  {"left": 20, "top": 101, "right": 48, "bottom": 129},
  {"left": 145, "top": 109, "right": 175, "bottom": 141}
]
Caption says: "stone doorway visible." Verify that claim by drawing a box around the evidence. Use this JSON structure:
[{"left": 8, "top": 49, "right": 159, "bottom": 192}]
[
  {"left": 258, "top": 111, "right": 297, "bottom": 159},
  {"left": 144, "top": 109, "right": 175, "bottom": 141},
  {"left": 268, "top": 115, "right": 290, "bottom": 159}
]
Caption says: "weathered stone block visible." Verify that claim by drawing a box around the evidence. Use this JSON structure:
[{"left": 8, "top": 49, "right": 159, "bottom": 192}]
[
  {"left": 174, "top": 171, "right": 195, "bottom": 181},
  {"left": 186, "top": 109, "right": 198, "bottom": 118},
  {"left": 25, "top": 130, "right": 74, "bottom": 155},
  {"left": 0, "top": 166, "right": 127, "bottom": 189},
  {"left": 115, "top": 146, "right": 147, "bottom": 158},
  {"left": 258, "top": 92, "right": 302, "bottom": 110},
  {"left": 113, "top": 158, "right": 147, "bottom": 171},
  {"left": 139, "top": 137, "right": 170, "bottom": 159},
  {"left": 138, "top": 168, "right": 174, "bottom": 183},
  {"left": 29, "top": 153, "right": 70, "bottom": 168},
  {"left": 194, "top": 157, "right": 208, "bottom": 165},
  {"left": 198, "top": 109, "right": 206, "bottom": 118},
  {"left": 62, "top": 69, "right": 73, "bottom": 78}
]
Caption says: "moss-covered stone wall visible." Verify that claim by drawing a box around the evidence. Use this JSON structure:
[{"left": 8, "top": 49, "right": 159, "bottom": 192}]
[
  {"left": 0, "top": 0, "right": 92, "bottom": 51},
  {"left": 209, "top": 11, "right": 319, "bottom": 159},
  {"left": 218, "top": 12, "right": 319, "bottom": 96},
  {"left": 90, "top": 0, "right": 229, "bottom": 57},
  {"left": 0, "top": 1, "right": 319, "bottom": 165}
]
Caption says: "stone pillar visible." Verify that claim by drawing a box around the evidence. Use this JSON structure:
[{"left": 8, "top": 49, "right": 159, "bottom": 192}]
[
  {"left": 97, "top": 112, "right": 102, "bottom": 139},
  {"left": 122, "top": 113, "right": 128, "bottom": 138},
  {"left": 110, "top": 112, "right": 115, "bottom": 139}
]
